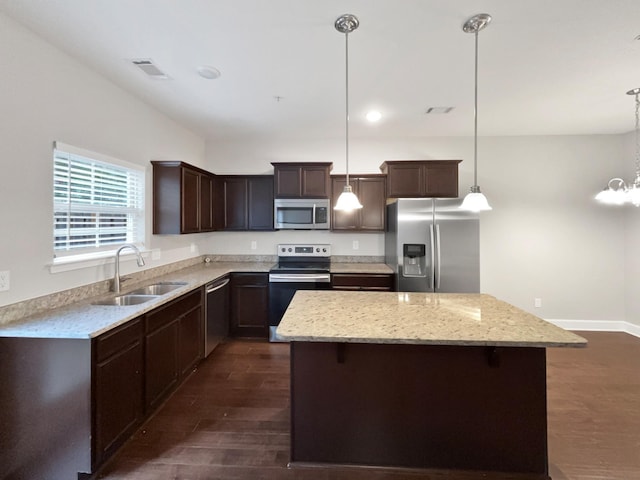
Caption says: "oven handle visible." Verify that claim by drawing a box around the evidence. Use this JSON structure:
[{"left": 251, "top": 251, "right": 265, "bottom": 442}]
[{"left": 269, "top": 273, "right": 331, "bottom": 283}]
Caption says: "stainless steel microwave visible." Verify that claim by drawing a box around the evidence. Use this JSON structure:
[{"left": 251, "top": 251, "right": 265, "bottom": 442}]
[{"left": 274, "top": 198, "right": 330, "bottom": 230}]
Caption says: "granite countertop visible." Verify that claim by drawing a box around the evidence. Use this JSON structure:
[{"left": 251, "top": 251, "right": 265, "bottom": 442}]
[
  {"left": 0, "top": 261, "right": 392, "bottom": 340},
  {"left": 0, "top": 262, "right": 273, "bottom": 340},
  {"left": 276, "top": 290, "right": 587, "bottom": 348}
]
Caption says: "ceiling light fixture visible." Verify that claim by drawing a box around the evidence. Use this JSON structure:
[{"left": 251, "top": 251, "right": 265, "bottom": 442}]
[
  {"left": 459, "top": 13, "right": 493, "bottom": 212},
  {"left": 333, "top": 14, "right": 363, "bottom": 212},
  {"left": 595, "top": 88, "right": 640, "bottom": 206}
]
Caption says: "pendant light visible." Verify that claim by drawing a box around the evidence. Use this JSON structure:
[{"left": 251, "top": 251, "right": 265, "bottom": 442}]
[
  {"left": 334, "top": 14, "right": 363, "bottom": 211},
  {"left": 595, "top": 88, "right": 640, "bottom": 206},
  {"left": 459, "top": 13, "right": 493, "bottom": 212}
]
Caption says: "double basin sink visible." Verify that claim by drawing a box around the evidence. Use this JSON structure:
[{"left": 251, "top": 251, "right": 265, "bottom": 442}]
[{"left": 92, "top": 281, "right": 188, "bottom": 306}]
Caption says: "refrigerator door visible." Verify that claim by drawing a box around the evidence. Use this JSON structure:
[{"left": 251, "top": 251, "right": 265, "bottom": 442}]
[
  {"left": 433, "top": 198, "right": 480, "bottom": 293},
  {"left": 395, "top": 199, "right": 434, "bottom": 292}
]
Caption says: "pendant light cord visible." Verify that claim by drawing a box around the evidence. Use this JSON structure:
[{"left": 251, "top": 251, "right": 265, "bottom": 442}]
[
  {"left": 473, "top": 30, "right": 479, "bottom": 188},
  {"left": 345, "top": 31, "right": 351, "bottom": 187},
  {"left": 635, "top": 92, "right": 640, "bottom": 183}
]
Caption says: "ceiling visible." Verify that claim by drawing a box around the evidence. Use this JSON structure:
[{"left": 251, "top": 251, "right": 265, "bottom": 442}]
[{"left": 2, "top": 0, "right": 640, "bottom": 141}]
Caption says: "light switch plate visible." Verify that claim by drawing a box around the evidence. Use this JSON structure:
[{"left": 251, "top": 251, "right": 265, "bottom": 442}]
[{"left": 0, "top": 271, "right": 10, "bottom": 292}]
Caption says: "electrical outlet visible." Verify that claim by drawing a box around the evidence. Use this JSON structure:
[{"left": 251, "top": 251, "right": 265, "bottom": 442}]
[
  {"left": 151, "top": 249, "right": 161, "bottom": 261},
  {"left": 190, "top": 243, "right": 196, "bottom": 253},
  {"left": 353, "top": 240, "right": 359, "bottom": 250},
  {"left": 0, "top": 271, "right": 10, "bottom": 292},
  {"left": 251, "top": 241, "right": 257, "bottom": 250},
  {"left": 534, "top": 298, "right": 542, "bottom": 308}
]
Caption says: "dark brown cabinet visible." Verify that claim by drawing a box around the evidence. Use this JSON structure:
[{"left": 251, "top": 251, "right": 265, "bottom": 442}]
[
  {"left": 144, "top": 289, "right": 202, "bottom": 411},
  {"left": 93, "top": 318, "right": 144, "bottom": 468},
  {"left": 216, "top": 175, "right": 274, "bottom": 231},
  {"left": 152, "top": 161, "right": 216, "bottom": 234},
  {"left": 230, "top": 273, "right": 269, "bottom": 338},
  {"left": 380, "top": 160, "right": 461, "bottom": 198},
  {"left": 331, "top": 273, "right": 394, "bottom": 291},
  {"left": 272, "top": 162, "right": 332, "bottom": 198},
  {"left": 331, "top": 175, "right": 386, "bottom": 231}
]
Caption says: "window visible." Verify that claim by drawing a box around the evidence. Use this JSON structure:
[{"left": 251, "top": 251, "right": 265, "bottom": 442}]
[{"left": 53, "top": 142, "right": 145, "bottom": 261}]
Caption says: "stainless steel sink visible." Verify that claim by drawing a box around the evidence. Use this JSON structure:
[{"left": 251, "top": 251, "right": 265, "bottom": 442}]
[
  {"left": 128, "top": 282, "right": 187, "bottom": 296},
  {"left": 92, "top": 294, "right": 160, "bottom": 306}
]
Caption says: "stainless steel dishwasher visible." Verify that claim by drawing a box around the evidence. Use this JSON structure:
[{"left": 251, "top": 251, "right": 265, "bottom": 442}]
[{"left": 204, "top": 277, "right": 230, "bottom": 356}]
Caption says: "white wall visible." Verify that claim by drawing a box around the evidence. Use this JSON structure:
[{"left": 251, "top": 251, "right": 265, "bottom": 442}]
[
  {"left": 0, "top": 12, "right": 206, "bottom": 307},
  {"left": 205, "top": 134, "right": 627, "bottom": 322},
  {"left": 623, "top": 131, "right": 640, "bottom": 328}
]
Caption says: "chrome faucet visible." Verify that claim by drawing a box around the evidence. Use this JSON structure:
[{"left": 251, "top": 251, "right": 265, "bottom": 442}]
[{"left": 113, "top": 244, "right": 145, "bottom": 293}]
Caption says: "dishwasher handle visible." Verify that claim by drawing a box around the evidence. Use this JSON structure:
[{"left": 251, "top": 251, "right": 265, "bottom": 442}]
[{"left": 206, "top": 278, "right": 230, "bottom": 293}]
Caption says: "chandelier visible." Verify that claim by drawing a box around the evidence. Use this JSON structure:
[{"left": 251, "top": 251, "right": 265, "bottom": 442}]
[{"left": 595, "top": 88, "right": 640, "bottom": 206}]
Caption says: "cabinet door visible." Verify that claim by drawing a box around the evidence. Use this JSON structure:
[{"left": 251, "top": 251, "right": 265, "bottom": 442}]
[
  {"left": 145, "top": 320, "right": 179, "bottom": 412},
  {"left": 181, "top": 168, "right": 200, "bottom": 232},
  {"left": 385, "top": 163, "right": 424, "bottom": 197},
  {"left": 178, "top": 307, "right": 202, "bottom": 378},
  {"left": 200, "top": 174, "right": 214, "bottom": 231},
  {"left": 94, "top": 319, "right": 143, "bottom": 467},
  {"left": 358, "top": 177, "right": 386, "bottom": 231},
  {"left": 223, "top": 177, "right": 248, "bottom": 230},
  {"left": 230, "top": 273, "right": 269, "bottom": 338},
  {"left": 301, "top": 166, "right": 330, "bottom": 198},
  {"left": 274, "top": 166, "right": 302, "bottom": 197},
  {"left": 248, "top": 177, "right": 274, "bottom": 230},
  {"left": 424, "top": 163, "right": 459, "bottom": 197}
]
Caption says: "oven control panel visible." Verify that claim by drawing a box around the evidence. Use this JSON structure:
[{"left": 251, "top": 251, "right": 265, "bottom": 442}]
[{"left": 277, "top": 244, "right": 331, "bottom": 257}]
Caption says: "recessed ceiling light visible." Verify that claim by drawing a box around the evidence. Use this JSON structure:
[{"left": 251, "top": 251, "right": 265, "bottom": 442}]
[
  {"left": 366, "top": 110, "right": 382, "bottom": 122},
  {"left": 425, "top": 107, "right": 454, "bottom": 114},
  {"left": 196, "top": 65, "right": 221, "bottom": 80}
]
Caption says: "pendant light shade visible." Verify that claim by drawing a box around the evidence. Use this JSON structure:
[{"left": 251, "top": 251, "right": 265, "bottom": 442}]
[
  {"left": 334, "top": 14, "right": 363, "bottom": 212},
  {"left": 595, "top": 88, "right": 640, "bottom": 206},
  {"left": 460, "top": 13, "right": 492, "bottom": 212}
]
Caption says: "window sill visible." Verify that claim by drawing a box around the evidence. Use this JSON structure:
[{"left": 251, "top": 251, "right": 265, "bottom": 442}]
[{"left": 49, "top": 249, "right": 149, "bottom": 274}]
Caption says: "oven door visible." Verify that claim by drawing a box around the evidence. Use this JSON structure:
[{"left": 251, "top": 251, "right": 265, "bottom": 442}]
[{"left": 268, "top": 273, "right": 331, "bottom": 342}]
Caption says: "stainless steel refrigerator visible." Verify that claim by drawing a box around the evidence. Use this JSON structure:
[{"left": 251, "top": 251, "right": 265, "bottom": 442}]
[{"left": 385, "top": 198, "right": 480, "bottom": 293}]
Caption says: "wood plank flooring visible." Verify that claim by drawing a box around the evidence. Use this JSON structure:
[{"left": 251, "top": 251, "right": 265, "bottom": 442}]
[{"left": 96, "top": 332, "right": 640, "bottom": 480}]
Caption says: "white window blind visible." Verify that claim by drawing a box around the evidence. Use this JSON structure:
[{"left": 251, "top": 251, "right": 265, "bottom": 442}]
[{"left": 53, "top": 143, "right": 145, "bottom": 258}]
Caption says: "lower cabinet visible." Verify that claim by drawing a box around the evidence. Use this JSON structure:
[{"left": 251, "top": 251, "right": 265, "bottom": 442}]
[
  {"left": 93, "top": 318, "right": 144, "bottom": 468},
  {"left": 331, "top": 273, "right": 394, "bottom": 291},
  {"left": 230, "top": 273, "right": 269, "bottom": 338},
  {"left": 95, "top": 288, "right": 204, "bottom": 469},
  {"left": 145, "top": 289, "right": 202, "bottom": 411}
]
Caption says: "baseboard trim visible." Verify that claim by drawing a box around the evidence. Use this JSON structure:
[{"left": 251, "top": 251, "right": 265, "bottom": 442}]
[{"left": 547, "top": 319, "right": 640, "bottom": 338}]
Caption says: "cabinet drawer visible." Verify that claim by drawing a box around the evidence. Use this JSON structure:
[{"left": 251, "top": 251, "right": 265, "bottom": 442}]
[
  {"left": 332, "top": 274, "right": 394, "bottom": 291},
  {"left": 146, "top": 289, "right": 202, "bottom": 333},
  {"left": 95, "top": 318, "right": 143, "bottom": 363}
]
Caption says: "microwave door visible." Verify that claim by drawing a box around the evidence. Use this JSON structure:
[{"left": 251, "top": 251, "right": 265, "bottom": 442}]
[{"left": 276, "top": 206, "right": 313, "bottom": 229}]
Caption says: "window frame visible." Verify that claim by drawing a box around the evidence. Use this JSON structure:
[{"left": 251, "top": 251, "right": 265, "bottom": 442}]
[{"left": 52, "top": 142, "right": 146, "bottom": 267}]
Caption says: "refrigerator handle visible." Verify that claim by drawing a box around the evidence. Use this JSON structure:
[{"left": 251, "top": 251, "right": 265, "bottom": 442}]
[
  {"left": 435, "top": 224, "right": 441, "bottom": 290},
  {"left": 429, "top": 224, "right": 436, "bottom": 290}
]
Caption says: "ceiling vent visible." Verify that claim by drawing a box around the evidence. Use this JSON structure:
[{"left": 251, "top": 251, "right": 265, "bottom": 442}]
[
  {"left": 131, "top": 59, "right": 169, "bottom": 79},
  {"left": 425, "top": 107, "right": 454, "bottom": 114}
]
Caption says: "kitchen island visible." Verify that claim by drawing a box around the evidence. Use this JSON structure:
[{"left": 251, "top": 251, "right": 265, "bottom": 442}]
[{"left": 277, "top": 291, "right": 587, "bottom": 479}]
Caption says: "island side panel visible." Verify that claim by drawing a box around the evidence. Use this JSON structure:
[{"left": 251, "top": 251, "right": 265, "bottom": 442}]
[
  {"left": 290, "top": 342, "right": 549, "bottom": 476},
  {"left": 0, "top": 337, "right": 92, "bottom": 480}
]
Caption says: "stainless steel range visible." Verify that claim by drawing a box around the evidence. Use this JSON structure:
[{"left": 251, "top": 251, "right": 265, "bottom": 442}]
[{"left": 268, "top": 244, "right": 331, "bottom": 342}]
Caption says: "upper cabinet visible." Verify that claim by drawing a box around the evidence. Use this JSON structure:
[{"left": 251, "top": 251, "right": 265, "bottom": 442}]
[
  {"left": 272, "top": 162, "right": 332, "bottom": 198},
  {"left": 331, "top": 175, "right": 386, "bottom": 232},
  {"left": 215, "top": 175, "right": 274, "bottom": 231},
  {"left": 380, "top": 160, "right": 461, "bottom": 198},
  {"left": 152, "top": 161, "right": 216, "bottom": 234}
]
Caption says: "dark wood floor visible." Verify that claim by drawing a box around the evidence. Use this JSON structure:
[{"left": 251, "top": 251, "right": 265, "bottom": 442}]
[{"left": 97, "top": 332, "right": 640, "bottom": 480}]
